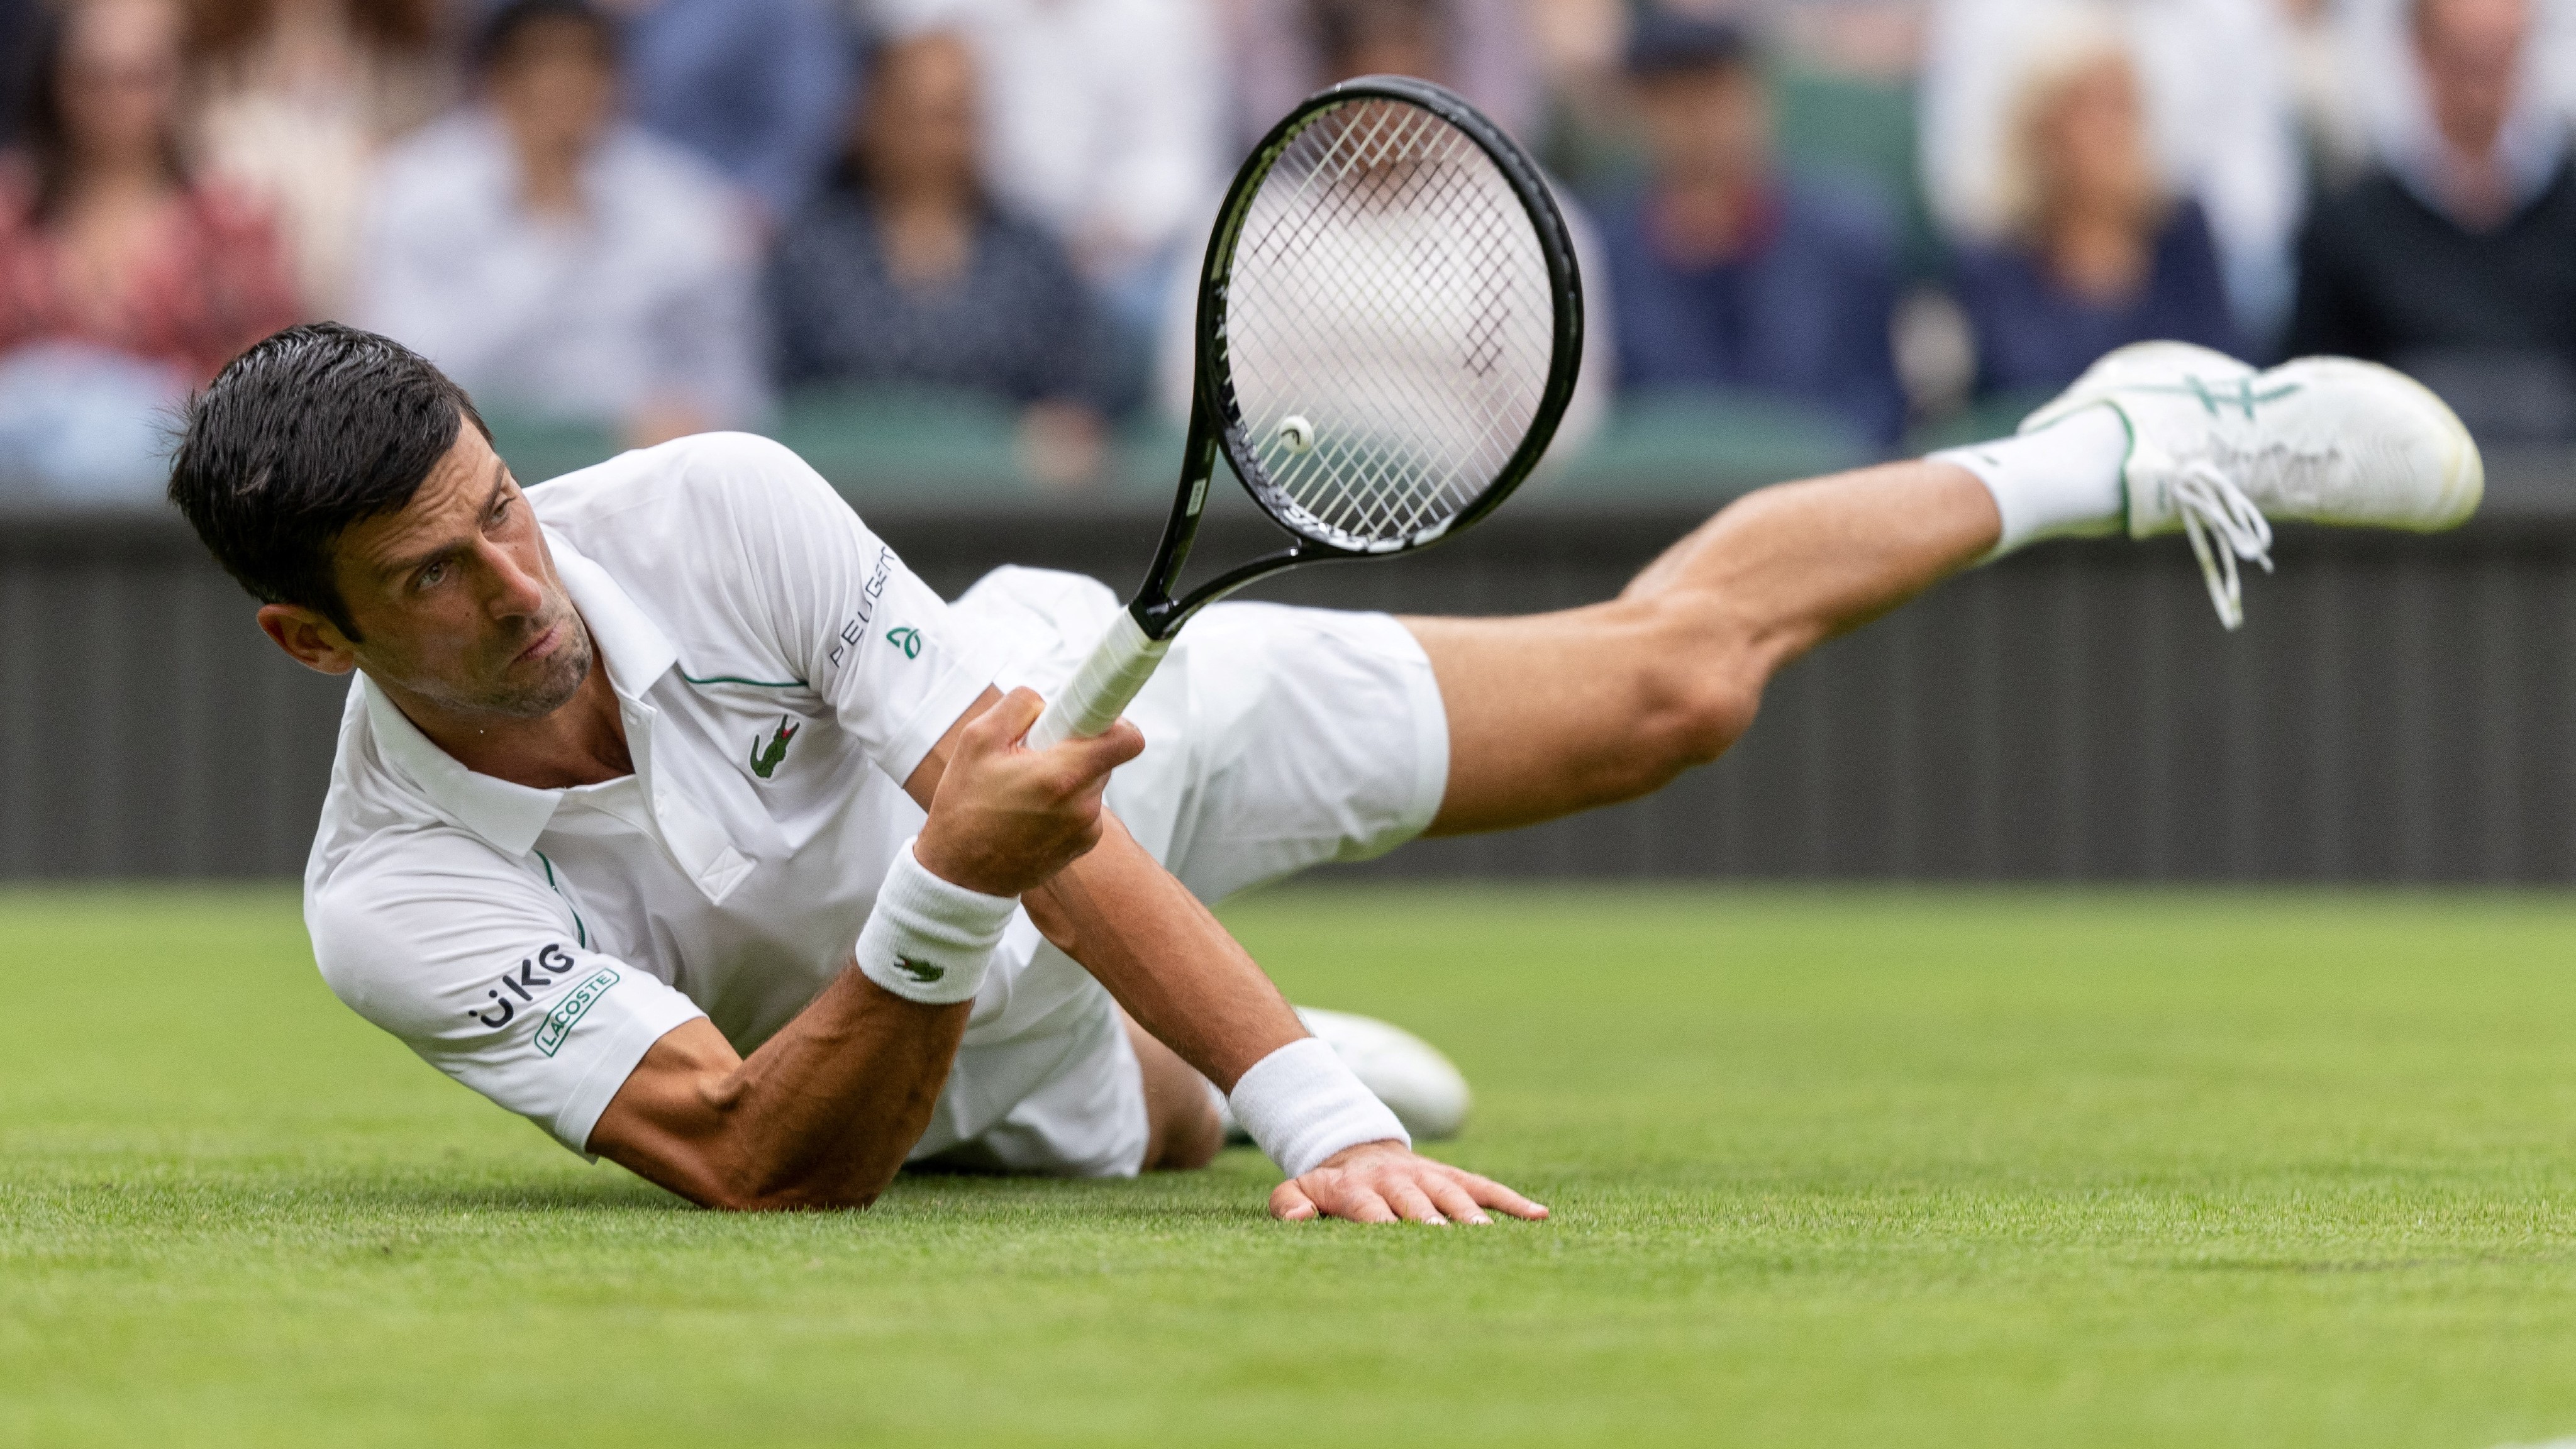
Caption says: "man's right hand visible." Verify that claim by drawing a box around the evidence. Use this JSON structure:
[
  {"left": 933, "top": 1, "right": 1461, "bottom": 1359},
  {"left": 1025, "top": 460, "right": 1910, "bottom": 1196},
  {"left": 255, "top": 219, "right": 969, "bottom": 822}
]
[{"left": 911, "top": 687, "right": 1145, "bottom": 897}]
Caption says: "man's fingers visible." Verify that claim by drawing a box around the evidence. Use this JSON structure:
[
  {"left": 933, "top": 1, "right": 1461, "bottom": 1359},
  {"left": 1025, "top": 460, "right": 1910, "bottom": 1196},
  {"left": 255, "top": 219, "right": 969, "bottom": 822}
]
[
  {"left": 967, "top": 687, "right": 1046, "bottom": 752},
  {"left": 1444, "top": 1166, "right": 1549, "bottom": 1220},
  {"left": 1274, "top": 1155, "right": 1548, "bottom": 1225},
  {"left": 1304, "top": 1172, "right": 1399, "bottom": 1224},
  {"left": 1270, "top": 1180, "right": 1319, "bottom": 1221},
  {"left": 1050, "top": 717, "right": 1146, "bottom": 775},
  {"left": 1384, "top": 1180, "right": 1448, "bottom": 1225},
  {"left": 1421, "top": 1173, "right": 1493, "bottom": 1226}
]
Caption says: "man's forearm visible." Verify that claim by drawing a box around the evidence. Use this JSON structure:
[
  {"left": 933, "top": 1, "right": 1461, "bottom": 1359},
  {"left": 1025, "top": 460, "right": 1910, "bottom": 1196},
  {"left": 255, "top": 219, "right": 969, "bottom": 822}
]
[
  {"left": 591, "top": 969, "right": 969, "bottom": 1211},
  {"left": 1024, "top": 816, "right": 1304, "bottom": 1091}
]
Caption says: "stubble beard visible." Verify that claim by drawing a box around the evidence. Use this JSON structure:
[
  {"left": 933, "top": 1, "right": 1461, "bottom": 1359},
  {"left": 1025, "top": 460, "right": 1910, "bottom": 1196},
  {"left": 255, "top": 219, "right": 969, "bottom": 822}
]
[{"left": 480, "top": 609, "right": 596, "bottom": 719}]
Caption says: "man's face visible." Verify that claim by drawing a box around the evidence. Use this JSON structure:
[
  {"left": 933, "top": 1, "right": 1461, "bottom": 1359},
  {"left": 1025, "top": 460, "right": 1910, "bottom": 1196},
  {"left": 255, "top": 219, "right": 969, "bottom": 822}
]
[
  {"left": 860, "top": 32, "right": 979, "bottom": 195},
  {"left": 60, "top": 0, "right": 182, "bottom": 168},
  {"left": 325, "top": 424, "right": 594, "bottom": 721},
  {"left": 1635, "top": 64, "right": 1772, "bottom": 191},
  {"left": 2418, "top": 0, "right": 2529, "bottom": 156},
  {"left": 2036, "top": 55, "right": 2155, "bottom": 223},
  {"left": 1324, "top": 13, "right": 1446, "bottom": 84},
  {"left": 489, "top": 18, "right": 619, "bottom": 160}
]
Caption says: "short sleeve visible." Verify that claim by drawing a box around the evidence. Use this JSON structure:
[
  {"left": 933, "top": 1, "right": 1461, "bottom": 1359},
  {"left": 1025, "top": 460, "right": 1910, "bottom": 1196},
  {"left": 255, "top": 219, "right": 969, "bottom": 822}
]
[
  {"left": 701, "top": 435, "right": 996, "bottom": 784},
  {"left": 309, "top": 830, "right": 708, "bottom": 1157}
]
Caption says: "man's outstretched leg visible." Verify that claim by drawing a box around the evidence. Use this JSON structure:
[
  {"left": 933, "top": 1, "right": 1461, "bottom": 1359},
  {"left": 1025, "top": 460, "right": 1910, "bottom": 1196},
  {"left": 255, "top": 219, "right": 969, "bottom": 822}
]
[{"left": 1413, "top": 343, "right": 2485, "bottom": 836}]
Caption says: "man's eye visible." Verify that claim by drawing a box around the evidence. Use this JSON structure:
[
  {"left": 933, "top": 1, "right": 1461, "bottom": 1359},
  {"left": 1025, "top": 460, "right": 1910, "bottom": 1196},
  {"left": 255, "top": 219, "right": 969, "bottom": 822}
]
[
  {"left": 418, "top": 561, "right": 447, "bottom": 589},
  {"left": 489, "top": 496, "right": 513, "bottom": 526}
]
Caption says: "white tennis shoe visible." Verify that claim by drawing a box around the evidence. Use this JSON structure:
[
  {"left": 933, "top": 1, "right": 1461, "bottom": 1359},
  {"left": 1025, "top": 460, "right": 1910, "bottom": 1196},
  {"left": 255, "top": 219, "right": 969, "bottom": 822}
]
[
  {"left": 1213, "top": 1006, "right": 1474, "bottom": 1145},
  {"left": 2020, "top": 343, "right": 2484, "bottom": 629}
]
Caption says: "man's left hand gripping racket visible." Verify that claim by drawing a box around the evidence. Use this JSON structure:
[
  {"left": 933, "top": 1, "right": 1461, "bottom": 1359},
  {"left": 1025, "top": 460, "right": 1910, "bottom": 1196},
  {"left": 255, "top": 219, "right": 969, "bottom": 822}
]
[{"left": 1026, "top": 74, "right": 1586, "bottom": 749}]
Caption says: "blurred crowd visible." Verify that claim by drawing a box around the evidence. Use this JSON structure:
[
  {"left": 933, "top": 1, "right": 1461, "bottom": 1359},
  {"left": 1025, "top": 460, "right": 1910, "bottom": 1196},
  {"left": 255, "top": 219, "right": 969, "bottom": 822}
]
[{"left": 0, "top": 0, "right": 2571, "bottom": 502}]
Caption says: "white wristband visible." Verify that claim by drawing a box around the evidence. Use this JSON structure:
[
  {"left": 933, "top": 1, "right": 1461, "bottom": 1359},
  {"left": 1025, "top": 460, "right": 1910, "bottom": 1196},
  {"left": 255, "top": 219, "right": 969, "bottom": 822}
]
[
  {"left": 855, "top": 838, "right": 1019, "bottom": 1006},
  {"left": 1228, "top": 1036, "right": 1410, "bottom": 1179}
]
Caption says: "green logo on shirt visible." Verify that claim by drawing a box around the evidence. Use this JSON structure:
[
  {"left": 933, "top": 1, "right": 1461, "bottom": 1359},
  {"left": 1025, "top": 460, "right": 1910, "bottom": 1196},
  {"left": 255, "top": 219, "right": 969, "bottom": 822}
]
[
  {"left": 750, "top": 715, "right": 801, "bottom": 779},
  {"left": 886, "top": 627, "right": 922, "bottom": 660},
  {"left": 893, "top": 957, "right": 943, "bottom": 984},
  {"left": 534, "top": 969, "right": 621, "bottom": 1058}
]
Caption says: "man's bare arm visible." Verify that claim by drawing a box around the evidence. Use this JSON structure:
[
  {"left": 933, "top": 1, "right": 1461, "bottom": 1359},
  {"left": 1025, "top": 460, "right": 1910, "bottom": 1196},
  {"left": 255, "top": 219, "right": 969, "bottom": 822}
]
[
  {"left": 587, "top": 982, "right": 969, "bottom": 1210},
  {"left": 587, "top": 687, "right": 1143, "bottom": 1210},
  {"left": 1022, "top": 815, "right": 1548, "bottom": 1225}
]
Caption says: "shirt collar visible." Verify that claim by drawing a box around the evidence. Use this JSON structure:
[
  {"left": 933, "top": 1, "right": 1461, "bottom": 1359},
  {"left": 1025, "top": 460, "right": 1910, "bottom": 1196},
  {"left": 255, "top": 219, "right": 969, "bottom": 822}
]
[
  {"left": 358, "top": 528, "right": 679, "bottom": 858},
  {"left": 550, "top": 531, "right": 676, "bottom": 703}
]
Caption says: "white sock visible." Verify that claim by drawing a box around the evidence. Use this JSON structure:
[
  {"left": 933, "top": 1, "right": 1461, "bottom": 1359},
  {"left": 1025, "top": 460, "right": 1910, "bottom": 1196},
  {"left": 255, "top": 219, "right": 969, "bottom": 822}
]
[{"left": 1927, "top": 404, "right": 2130, "bottom": 558}]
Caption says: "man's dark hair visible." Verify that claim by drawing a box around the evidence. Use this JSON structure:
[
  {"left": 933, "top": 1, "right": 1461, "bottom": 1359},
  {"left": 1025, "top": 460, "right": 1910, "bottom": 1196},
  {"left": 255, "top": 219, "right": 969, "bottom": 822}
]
[
  {"left": 472, "top": 0, "right": 620, "bottom": 75},
  {"left": 169, "top": 324, "right": 491, "bottom": 641}
]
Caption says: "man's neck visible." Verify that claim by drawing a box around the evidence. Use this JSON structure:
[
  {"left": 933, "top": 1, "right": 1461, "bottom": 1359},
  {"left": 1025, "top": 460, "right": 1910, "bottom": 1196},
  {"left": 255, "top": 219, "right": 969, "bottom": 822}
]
[{"left": 384, "top": 655, "right": 634, "bottom": 790}]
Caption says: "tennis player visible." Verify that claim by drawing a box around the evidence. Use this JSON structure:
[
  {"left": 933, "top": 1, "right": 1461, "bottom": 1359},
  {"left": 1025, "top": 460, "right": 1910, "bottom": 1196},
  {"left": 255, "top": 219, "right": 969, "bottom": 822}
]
[{"left": 169, "top": 325, "right": 2478, "bottom": 1221}]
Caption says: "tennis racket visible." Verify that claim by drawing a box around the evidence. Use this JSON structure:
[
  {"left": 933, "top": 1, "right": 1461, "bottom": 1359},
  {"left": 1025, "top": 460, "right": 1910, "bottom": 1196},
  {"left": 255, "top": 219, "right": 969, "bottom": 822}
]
[{"left": 1025, "top": 74, "right": 1586, "bottom": 750}]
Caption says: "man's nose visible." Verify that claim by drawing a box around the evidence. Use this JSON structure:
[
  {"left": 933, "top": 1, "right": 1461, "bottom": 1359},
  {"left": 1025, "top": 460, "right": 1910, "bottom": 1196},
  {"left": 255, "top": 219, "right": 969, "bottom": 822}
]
[{"left": 482, "top": 541, "right": 548, "bottom": 618}]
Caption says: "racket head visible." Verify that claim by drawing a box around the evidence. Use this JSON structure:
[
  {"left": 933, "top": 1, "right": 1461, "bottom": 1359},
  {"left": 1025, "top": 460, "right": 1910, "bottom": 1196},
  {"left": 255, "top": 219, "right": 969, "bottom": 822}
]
[{"left": 1194, "top": 75, "right": 1584, "bottom": 558}]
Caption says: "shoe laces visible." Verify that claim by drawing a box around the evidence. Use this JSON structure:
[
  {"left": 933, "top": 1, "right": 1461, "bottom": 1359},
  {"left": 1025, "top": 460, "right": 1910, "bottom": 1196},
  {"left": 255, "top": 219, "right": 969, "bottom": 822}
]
[{"left": 2174, "top": 461, "right": 2274, "bottom": 631}]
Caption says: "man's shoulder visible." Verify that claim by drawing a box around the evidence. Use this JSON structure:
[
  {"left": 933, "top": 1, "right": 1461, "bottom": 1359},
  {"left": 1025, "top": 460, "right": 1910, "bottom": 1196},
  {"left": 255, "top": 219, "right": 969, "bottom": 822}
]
[
  {"left": 306, "top": 813, "right": 546, "bottom": 1020},
  {"left": 527, "top": 433, "right": 863, "bottom": 641},
  {"left": 530, "top": 431, "right": 832, "bottom": 533}
]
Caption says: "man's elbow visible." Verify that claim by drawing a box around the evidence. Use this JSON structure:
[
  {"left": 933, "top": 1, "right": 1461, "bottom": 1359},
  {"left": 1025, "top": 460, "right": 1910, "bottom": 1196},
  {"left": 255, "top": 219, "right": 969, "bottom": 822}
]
[{"left": 692, "top": 1164, "right": 894, "bottom": 1213}]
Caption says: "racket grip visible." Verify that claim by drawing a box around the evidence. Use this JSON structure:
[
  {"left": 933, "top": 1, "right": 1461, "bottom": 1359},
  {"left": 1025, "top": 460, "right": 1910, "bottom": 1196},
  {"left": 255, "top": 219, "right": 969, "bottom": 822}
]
[{"left": 1028, "top": 610, "right": 1169, "bottom": 750}]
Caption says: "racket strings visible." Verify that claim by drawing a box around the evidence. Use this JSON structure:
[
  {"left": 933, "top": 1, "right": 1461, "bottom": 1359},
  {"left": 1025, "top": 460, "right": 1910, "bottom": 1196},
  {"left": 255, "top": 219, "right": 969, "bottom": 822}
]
[{"left": 1221, "top": 96, "right": 1558, "bottom": 550}]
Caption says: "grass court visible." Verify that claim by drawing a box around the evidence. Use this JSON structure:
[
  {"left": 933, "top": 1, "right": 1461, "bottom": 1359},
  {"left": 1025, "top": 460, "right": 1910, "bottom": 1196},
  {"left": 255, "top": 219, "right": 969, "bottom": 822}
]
[{"left": 8, "top": 884, "right": 2576, "bottom": 1446}]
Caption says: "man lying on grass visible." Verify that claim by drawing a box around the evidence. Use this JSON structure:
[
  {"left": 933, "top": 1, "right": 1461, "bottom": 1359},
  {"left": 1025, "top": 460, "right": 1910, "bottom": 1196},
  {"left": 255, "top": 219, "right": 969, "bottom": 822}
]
[{"left": 169, "top": 324, "right": 2478, "bottom": 1218}]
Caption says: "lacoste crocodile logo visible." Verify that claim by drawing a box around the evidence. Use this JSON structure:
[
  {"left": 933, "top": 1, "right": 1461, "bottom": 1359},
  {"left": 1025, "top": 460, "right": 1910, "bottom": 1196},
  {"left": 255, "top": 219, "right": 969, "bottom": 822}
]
[
  {"left": 894, "top": 957, "right": 943, "bottom": 983},
  {"left": 750, "top": 715, "right": 800, "bottom": 779}
]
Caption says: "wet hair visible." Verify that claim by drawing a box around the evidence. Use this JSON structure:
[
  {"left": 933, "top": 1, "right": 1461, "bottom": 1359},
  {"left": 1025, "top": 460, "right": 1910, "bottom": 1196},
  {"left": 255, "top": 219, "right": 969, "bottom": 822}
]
[
  {"left": 168, "top": 324, "right": 491, "bottom": 640},
  {"left": 472, "top": 0, "right": 619, "bottom": 76}
]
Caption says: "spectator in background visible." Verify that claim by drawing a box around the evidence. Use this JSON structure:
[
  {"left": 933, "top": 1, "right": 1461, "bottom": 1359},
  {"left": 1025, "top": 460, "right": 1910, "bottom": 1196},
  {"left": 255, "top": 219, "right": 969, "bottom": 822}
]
[
  {"left": 767, "top": 30, "right": 1105, "bottom": 488},
  {"left": 1158, "top": 0, "right": 1611, "bottom": 455},
  {"left": 2287, "top": 0, "right": 2576, "bottom": 440},
  {"left": 1951, "top": 16, "right": 2239, "bottom": 399},
  {"left": 0, "top": 0, "right": 296, "bottom": 378},
  {"left": 1921, "top": 0, "right": 2303, "bottom": 343},
  {"left": 1226, "top": 0, "right": 1543, "bottom": 148},
  {"left": 1597, "top": 16, "right": 1906, "bottom": 446},
  {"left": 189, "top": 0, "right": 455, "bottom": 319},
  {"left": 358, "top": 0, "right": 762, "bottom": 449},
  {"left": 878, "top": 0, "right": 1221, "bottom": 375},
  {"left": 2277, "top": 0, "right": 2377, "bottom": 189},
  {"left": 0, "top": 0, "right": 47, "bottom": 150},
  {"left": 592, "top": 0, "right": 852, "bottom": 227},
  {"left": 0, "top": 0, "right": 296, "bottom": 499}
]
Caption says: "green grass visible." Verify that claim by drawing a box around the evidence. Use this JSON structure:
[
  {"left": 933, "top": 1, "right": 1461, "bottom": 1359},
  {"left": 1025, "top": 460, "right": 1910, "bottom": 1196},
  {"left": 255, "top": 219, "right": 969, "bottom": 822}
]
[{"left": 8, "top": 886, "right": 2576, "bottom": 1446}]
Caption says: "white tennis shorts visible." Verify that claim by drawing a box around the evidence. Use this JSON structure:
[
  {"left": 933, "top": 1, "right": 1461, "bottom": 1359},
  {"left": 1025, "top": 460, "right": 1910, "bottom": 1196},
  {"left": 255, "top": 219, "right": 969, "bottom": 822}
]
[{"left": 906, "top": 566, "right": 1450, "bottom": 1178}]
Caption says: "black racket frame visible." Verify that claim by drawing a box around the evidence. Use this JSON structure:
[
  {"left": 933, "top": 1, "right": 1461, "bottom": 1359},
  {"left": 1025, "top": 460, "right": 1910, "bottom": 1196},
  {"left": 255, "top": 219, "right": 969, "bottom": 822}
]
[{"left": 1123, "top": 74, "right": 1587, "bottom": 641}]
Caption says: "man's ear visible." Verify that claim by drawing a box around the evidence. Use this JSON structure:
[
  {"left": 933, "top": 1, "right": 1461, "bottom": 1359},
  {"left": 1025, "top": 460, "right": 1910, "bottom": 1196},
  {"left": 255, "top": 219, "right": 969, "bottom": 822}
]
[{"left": 257, "top": 602, "right": 360, "bottom": 677}]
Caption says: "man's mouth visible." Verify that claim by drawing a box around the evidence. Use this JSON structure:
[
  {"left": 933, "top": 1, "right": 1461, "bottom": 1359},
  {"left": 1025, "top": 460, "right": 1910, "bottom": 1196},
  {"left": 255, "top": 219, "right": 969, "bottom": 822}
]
[{"left": 512, "top": 623, "right": 562, "bottom": 665}]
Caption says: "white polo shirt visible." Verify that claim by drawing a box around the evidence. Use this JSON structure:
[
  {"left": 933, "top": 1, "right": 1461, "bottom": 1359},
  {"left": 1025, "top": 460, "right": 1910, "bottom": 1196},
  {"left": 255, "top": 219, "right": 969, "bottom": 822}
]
[{"left": 304, "top": 433, "right": 1098, "bottom": 1158}]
